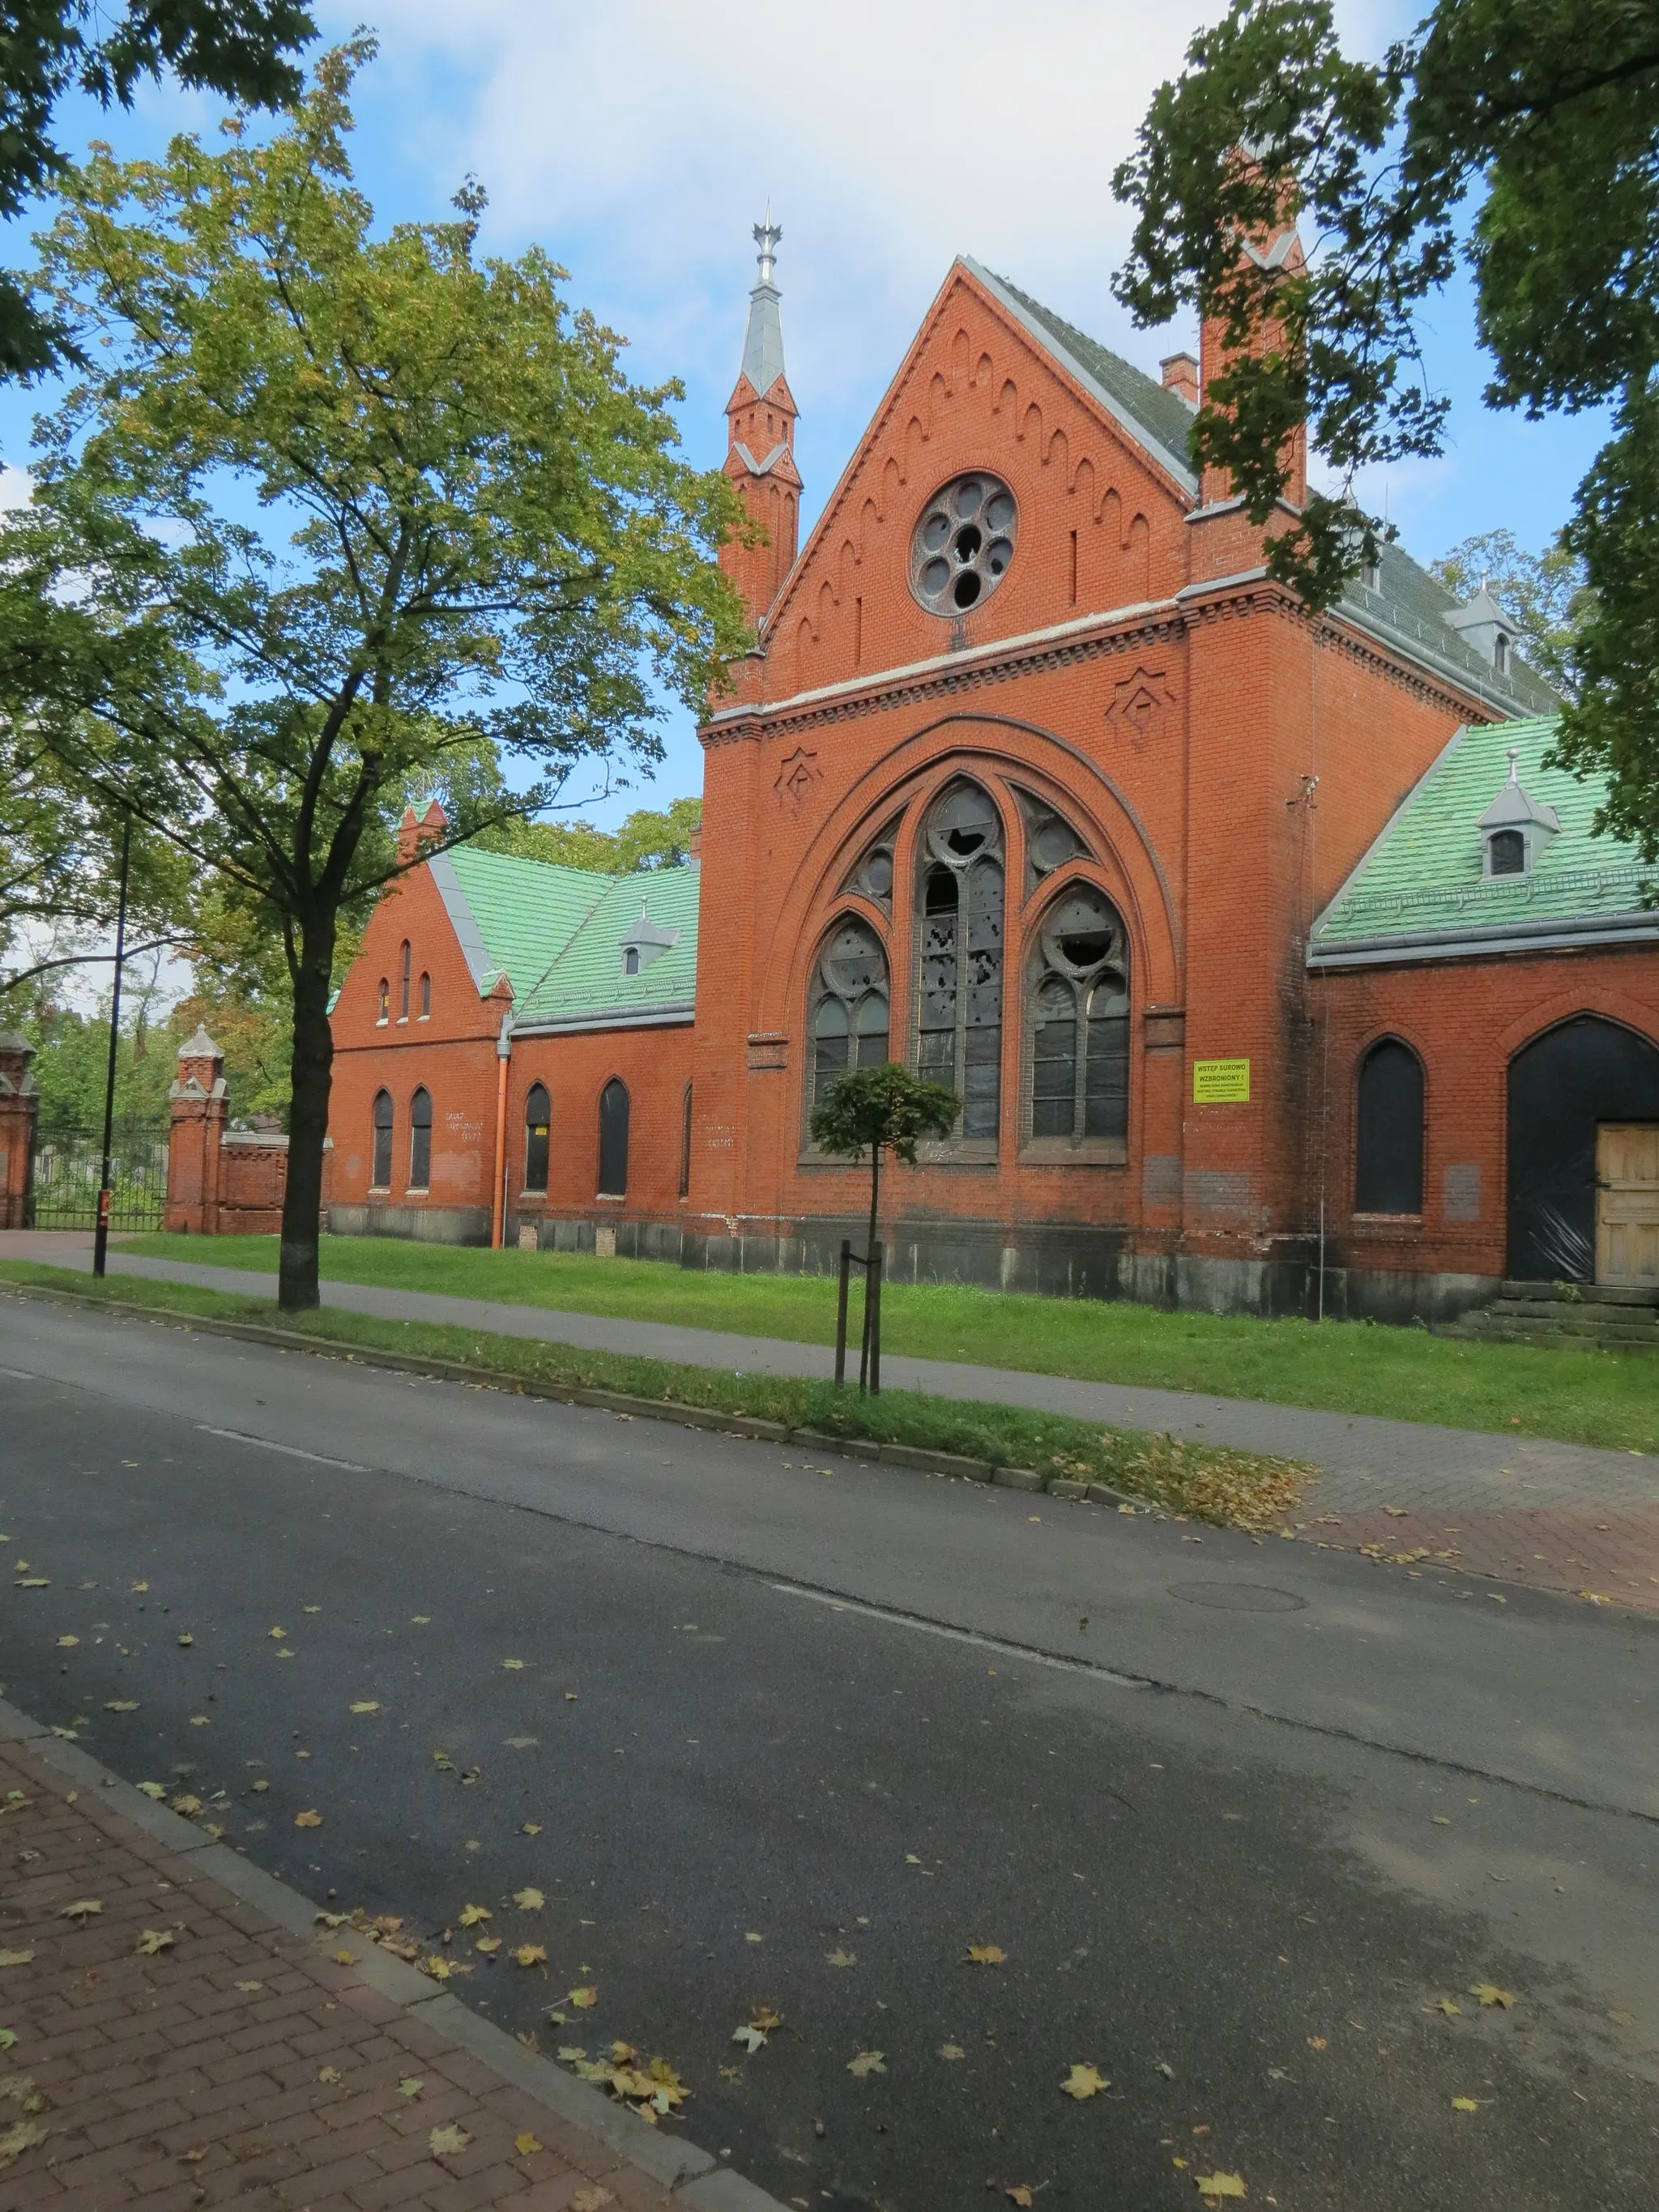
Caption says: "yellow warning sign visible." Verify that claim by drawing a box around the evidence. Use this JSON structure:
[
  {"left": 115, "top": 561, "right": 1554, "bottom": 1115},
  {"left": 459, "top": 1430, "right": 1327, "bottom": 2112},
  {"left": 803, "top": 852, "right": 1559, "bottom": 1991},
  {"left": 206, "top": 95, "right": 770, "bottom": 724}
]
[{"left": 1193, "top": 1058, "right": 1251, "bottom": 1103}]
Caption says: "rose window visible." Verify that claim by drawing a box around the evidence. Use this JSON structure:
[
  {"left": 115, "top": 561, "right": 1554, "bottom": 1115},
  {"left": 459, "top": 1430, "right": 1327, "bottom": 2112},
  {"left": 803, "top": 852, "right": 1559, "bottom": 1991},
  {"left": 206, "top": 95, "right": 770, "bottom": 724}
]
[{"left": 911, "top": 475, "right": 1017, "bottom": 616}]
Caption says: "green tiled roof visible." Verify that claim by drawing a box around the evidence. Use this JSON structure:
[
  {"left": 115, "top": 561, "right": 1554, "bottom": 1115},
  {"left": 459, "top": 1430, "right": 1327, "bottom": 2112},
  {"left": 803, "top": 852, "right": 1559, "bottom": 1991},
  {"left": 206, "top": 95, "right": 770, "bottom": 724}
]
[
  {"left": 1309, "top": 716, "right": 1657, "bottom": 965},
  {"left": 429, "top": 845, "right": 698, "bottom": 1031},
  {"left": 514, "top": 863, "right": 699, "bottom": 1029}
]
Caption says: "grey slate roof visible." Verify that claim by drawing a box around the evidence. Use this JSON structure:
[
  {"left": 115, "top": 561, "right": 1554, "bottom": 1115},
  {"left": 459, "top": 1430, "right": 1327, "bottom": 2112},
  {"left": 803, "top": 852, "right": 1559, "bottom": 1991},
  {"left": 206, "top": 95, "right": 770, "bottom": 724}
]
[{"left": 966, "top": 262, "right": 1560, "bottom": 720}]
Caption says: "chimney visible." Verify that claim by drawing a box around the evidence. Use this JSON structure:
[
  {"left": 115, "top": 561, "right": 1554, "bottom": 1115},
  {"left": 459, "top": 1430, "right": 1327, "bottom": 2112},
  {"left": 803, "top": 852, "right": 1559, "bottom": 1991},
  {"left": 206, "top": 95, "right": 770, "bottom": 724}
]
[
  {"left": 1160, "top": 352, "right": 1199, "bottom": 407},
  {"left": 1198, "top": 217, "right": 1307, "bottom": 509},
  {"left": 687, "top": 824, "right": 702, "bottom": 870}
]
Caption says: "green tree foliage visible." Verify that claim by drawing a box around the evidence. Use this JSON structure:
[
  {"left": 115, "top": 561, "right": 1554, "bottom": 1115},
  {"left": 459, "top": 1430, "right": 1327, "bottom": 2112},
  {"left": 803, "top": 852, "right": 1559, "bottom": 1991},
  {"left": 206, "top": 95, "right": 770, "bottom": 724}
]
[
  {"left": 0, "top": 722, "right": 193, "bottom": 998},
  {"left": 1431, "top": 529, "right": 1589, "bottom": 695},
  {"left": 480, "top": 795, "right": 703, "bottom": 874},
  {"left": 1112, "top": 1, "right": 1659, "bottom": 839},
  {"left": 810, "top": 1063, "right": 960, "bottom": 1362},
  {"left": 0, "top": 41, "right": 749, "bottom": 1311},
  {"left": 0, "top": 1, "right": 313, "bottom": 381}
]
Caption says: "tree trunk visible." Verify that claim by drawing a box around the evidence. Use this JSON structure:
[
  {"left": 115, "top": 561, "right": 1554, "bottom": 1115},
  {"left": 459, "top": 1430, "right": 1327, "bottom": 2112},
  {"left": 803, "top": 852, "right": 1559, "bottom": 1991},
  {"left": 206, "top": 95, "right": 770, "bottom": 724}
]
[{"left": 278, "top": 908, "right": 338, "bottom": 1313}]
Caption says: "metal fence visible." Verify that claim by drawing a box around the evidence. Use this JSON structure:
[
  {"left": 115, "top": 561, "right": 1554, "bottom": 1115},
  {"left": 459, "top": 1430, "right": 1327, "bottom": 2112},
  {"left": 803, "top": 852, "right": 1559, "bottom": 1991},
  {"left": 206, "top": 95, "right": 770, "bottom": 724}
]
[{"left": 31, "top": 1119, "right": 171, "bottom": 1232}]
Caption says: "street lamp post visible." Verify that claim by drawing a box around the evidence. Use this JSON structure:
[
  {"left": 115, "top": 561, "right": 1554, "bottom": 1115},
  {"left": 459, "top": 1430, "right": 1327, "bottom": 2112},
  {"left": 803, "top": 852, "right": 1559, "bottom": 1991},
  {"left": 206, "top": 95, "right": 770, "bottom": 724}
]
[{"left": 92, "top": 811, "right": 132, "bottom": 1280}]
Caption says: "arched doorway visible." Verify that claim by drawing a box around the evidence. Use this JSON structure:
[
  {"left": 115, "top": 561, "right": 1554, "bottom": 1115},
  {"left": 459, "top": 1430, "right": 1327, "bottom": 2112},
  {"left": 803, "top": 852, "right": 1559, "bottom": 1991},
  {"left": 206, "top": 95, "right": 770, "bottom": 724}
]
[{"left": 1508, "top": 1016, "right": 1659, "bottom": 1283}]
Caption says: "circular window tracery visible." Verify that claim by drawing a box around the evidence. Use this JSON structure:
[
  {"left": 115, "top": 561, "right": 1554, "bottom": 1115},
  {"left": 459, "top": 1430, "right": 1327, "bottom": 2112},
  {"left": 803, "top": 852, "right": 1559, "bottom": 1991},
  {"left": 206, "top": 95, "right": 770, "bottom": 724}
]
[{"left": 911, "top": 475, "right": 1017, "bottom": 616}]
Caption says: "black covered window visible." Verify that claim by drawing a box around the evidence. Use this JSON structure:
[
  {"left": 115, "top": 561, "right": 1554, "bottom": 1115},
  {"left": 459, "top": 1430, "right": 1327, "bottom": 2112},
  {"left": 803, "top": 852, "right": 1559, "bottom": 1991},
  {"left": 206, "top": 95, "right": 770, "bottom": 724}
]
[
  {"left": 1487, "top": 827, "right": 1525, "bottom": 876},
  {"left": 419, "top": 971, "right": 432, "bottom": 1017},
  {"left": 408, "top": 1086, "right": 433, "bottom": 1190},
  {"left": 598, "top": 1078, "right": 629, "bottom": 1197},
  {"left": 371, "top": 1089, "right": 393, "bottom": 1188},
  {"left": 399, "top": 940, "right": 412, "bottom": 1020},
  {"left": 809, "top": 915, "right": 889, "bottom": 1110},
  {"left": 679, "top": 1084, "right": 693, "bottom": 1199},
  {"left": 523, "top": 1082, "right": 550, "bottom": 1194},
  {"left": 915, "top": 781, "right": 1004, "bottom": 1140},
  {"left": 1027, "top": 884, "right": 1130, "bottom": 1145},
  {"left": 1354, "top": 1040, "right": 1423, "bottom": 1213}
]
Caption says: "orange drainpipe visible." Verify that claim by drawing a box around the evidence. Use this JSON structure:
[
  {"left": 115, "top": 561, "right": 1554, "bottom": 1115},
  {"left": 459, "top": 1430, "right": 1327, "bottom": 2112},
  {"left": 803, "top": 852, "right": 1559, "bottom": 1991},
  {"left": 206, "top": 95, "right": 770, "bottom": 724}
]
[{"left": 490, "top": 1012, "right": 512, "bottom": 1249}]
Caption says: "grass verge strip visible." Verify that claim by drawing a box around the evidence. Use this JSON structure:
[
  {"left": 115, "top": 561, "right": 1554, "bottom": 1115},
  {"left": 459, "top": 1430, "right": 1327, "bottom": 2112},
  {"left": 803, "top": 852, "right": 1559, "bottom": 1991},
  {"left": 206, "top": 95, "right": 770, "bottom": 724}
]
[{"left": 0, "top": 1260, "right": 1308, "bottom": 1531}]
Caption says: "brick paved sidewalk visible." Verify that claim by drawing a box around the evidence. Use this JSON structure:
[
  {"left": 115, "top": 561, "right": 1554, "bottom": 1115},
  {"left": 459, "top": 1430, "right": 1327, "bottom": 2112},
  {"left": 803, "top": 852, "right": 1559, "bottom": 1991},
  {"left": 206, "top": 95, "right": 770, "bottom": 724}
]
[{"left": 0, "top": 1720, "right": 773, "bottom": 2212}]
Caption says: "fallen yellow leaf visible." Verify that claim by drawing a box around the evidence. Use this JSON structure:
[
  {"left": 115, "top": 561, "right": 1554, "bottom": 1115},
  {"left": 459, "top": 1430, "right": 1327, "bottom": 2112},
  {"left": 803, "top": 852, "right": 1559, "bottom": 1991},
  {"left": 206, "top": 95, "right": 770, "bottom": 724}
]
[
  {"left": 134, "top": 1929, "right": 175, "bottom": 1956},
  {"left": 458, "top": 1903, "right": 492, "bottom": 1927},
  {"left": 234, "top": 1980, "right": 263, "bottom": 1993},
  {"left": 514, "top": 1887, "right": 545, "bottom": 1911},
  {"left": 1194, "top": 2175, "right": 1247, "bottom": 2201},
  {"left": 1452, "top": 2096, "right": 1479, "bottom": 2112},
  {"left": 1007, "top": 2189, "right": 1034, "bottom": 2208},
  {"left": 501, "top": 1658, "right": 526, "bottom": 1671},
  {"left": 176, "top": 1632, "right": 193, "bottom": 1645},
  {"left": 847, "top": 2050, "right": 885, "bottom": 2078},
  {"left": 267, "top": 1627, "right": 286, "bottom": 1640},
  {"left": 294, "top": 1809, "right": 322, "bottom": 1829},
  {"left": 825, "top": 1949, "right": 856, "bottom": 1967},
  {"left": 1061, "top": 2062, "right": 1109, "bottom": 2100},
  {"left": 966, "top": 1945, "right": 1005, "bottom": 1966},
  {"left": 104, "top": 1701, "right": 139, "bottom": 1713},
  {"left": 514, "top": 2132, "right": 542, "bottom": 2156},
  {"left": 171, "top": 1794, "right": 202, "bottom": 1815},
  {"left": 135, "top": 1782, "right": 165, "bottom": 1798},
  {"left": 1306, "top": 2035, "right": 1327, "bottom": 2051},
  {"left": 940, "top": 2044, "right": 965, "bottom": 2060},
  {"left": 56, "top": 1635, "right": 78, "bottom": 1647},
  {"left": 570, "top": 2191, "right": 614, "bottom": 2212},
  {"left": 513, "top": 1946, "right": 548, "bottom": 1968},
  {"left": 59, "top": 1900, "right": 101, "bottom": 1922},
  {"left": 317, "top": 2065, "right": 343, "bottom": 2086},
  {"left": 396, "top": 2078, "right": 423, "bottom": 2097},
  {"left": 0, "top": 1950, "right": 36, "bottom": 1968},
  {"left": 333, "top": 1949, "right": 357, "bottom": 1965},
  {"left": 349, "top": 1701, "right": 380, "bottom": 1715},
  {"left": 1435, "top": 1998, "right": 1461, "bottom": 2017},
  {"left": 568, "top": 1986, "right": 598, "bottom": 2009},
  {"left": 521, "top": 1822, "right": 543, "bottom": 1835},
  {"left": 1469, "top": 1983, "right": 1515, "bottom": 2008},
  {"left": 429, "top": 2123, "right": 471, "bottom": 2157}
]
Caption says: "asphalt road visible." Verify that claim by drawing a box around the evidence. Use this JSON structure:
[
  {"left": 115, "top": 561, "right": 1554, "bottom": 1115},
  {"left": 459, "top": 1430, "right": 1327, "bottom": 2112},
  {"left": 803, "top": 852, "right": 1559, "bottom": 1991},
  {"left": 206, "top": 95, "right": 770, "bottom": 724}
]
[{"left": 2, "top": 1291, "right": 1657, "bottom": 2211}]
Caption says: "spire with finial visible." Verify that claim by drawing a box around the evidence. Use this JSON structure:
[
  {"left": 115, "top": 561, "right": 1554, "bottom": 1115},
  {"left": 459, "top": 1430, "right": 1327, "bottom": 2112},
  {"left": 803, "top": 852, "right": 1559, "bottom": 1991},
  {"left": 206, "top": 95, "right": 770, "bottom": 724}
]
[{"left": 721, "top": 207, "right": 803, "bottom": 629}]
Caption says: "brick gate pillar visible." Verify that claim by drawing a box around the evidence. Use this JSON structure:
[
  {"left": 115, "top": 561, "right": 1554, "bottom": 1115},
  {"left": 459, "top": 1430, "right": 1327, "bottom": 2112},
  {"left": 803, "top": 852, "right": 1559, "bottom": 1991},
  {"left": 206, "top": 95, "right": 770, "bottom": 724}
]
[
  {"left": 0, "top": 1029, "right": 40, "bottom": 1229},
  {"left": 166, "top": 1025, "right": 227, "bottom": 1233}
]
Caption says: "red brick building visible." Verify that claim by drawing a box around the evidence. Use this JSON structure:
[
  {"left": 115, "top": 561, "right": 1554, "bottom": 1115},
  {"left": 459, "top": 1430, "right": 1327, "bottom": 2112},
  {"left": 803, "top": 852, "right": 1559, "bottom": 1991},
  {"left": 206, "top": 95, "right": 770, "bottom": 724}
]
[{"left": 322, "top": 223, "right": 1659, "bottom": 1316}]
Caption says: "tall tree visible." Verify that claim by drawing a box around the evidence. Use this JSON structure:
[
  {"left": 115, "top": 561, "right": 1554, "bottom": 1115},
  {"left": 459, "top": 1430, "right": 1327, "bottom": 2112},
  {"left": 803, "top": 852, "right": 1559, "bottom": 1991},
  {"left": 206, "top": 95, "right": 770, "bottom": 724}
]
[
  {"left": 479, "top": 795, "right": 704, "bottom": 874},
  {"left": 0, "top": 40, "right": 749, "bottom": 1310},
  {"left": 0, "top": 0, "right": 313, "bottom": 380},
  {"left": 1111, "top": 0, "right": 1659, "bottom": 843}
]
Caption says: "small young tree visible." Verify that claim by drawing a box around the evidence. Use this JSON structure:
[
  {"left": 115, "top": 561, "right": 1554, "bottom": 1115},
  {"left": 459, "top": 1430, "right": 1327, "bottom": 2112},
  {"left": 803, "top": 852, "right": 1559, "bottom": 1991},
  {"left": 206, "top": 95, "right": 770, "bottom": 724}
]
[
  {"left": 809, "top": 1063, "right": 959, "bottom": 1382},
  {"left": 0, "top": 40, "right": 749, "bottom": 1311}
]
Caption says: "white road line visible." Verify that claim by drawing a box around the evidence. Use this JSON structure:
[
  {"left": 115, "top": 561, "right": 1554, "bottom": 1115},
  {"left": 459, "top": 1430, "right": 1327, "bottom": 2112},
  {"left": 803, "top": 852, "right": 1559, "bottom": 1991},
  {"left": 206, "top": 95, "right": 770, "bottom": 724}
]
[
  {"left": 197, "top": 1425, "right": 368, "bottom": 1472},
  {"left": 772, "top": 1580, "right": 1145, "bottom": 1689}
]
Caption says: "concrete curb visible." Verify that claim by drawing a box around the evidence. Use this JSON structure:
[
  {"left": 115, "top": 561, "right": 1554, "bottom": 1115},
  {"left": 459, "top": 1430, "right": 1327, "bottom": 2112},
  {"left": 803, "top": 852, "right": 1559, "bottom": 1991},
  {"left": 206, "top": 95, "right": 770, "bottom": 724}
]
[
  {"left": 1, "top": 1276, "right": 1153, "bottom": 1511},
  {"left": 0, "top": 1693, "right": 785, "bottom": 2207}
]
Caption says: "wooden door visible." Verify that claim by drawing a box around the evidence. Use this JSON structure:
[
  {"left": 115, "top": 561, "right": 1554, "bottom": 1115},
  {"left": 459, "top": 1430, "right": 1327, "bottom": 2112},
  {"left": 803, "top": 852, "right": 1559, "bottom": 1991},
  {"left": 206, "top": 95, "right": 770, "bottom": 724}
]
[{"left": 1596, "top": 1124, "right": 1659, "bottom": 1289}]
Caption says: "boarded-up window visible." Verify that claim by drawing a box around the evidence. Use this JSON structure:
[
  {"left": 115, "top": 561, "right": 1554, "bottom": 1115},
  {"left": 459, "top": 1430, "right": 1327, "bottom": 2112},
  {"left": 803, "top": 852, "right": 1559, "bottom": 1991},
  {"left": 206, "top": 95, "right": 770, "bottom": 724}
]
[
  {"left": 598, "top": 1078, "right": 629, "bottom": 1197},
  {"left": 524, "top": 1082, "right": 550, "bottom": 1194},
  {"left": 371, "top": 1089, "right": 393, "bottom": 1188},
  {"left": 1354, "top": 1041, "right": 1423, "bottom": 1213},
  {"left": 679, "top": 1084, "right": 693, "bottom": 1198},
  {"left": 408, "top": 1086, "right": 433, "bottom": 1190}
]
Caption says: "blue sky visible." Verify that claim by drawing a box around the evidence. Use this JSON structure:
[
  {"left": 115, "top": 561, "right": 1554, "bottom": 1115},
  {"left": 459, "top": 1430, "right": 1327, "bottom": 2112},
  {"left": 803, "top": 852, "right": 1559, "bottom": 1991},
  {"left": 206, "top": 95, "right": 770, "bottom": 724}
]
[{"left": 0, "top": 0, "right": 1610, "bottom": 829}]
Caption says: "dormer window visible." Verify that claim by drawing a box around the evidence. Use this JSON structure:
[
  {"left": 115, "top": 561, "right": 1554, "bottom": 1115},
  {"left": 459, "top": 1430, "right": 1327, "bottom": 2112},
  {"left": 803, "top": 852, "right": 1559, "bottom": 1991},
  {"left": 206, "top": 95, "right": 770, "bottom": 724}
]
[
  {"left": 1360, "top": 552, "right": 1380, "bottom": 592},
  {"left": 1478, "top": 744, "right": 1559, "bottom": 879},
  {"left": 618, "top": 896, "right": 680, "bottom": 977}
]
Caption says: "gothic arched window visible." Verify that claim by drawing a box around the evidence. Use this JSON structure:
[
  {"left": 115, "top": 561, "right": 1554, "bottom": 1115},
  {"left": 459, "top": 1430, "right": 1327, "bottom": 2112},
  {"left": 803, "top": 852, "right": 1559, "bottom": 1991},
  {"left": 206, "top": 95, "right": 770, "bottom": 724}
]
[
  {"left": 523, "top": 1082, "right": 550, "bottom": 1194},
  {"left": 809, "top": 916, "right": 890, "bottom": 1110},
  {"left": 399, "top": 940, "right": 412, "bottom": 1021},
  {"left": 376, "top": 978, "right": 389, "bottom": 1025},
  {"left": 1026, "top": 884, "right": 1130, "bottom": 1147},
  {"left": 408, "top": 1086, "right": 433, "bottom": 1189},
  {"left": 371, "top": 1089, "right": 393, "bottom": 1189},
  {"left": 1355, "top": 1039, "right": 1424, "bottom": 1213},
  {"left": 598, "top": 1078, "right": 629, "bottom": 1197},
  {"left": 915, "top": 781, "right": 1004, "bottom": 1140}
]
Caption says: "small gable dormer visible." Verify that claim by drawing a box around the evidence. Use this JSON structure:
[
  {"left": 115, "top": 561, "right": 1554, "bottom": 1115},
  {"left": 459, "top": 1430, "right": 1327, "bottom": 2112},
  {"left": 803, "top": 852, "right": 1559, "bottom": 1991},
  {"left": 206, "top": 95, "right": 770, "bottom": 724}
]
[
  {"left": 620, "top": 896, "right": 680, "bottom": 977},
  {"left": 1444, "top": 586, "right": 1521, "bottom": 678},
  {"left": 1479, "top": 746, "right": 1560, "bottom": 877}
]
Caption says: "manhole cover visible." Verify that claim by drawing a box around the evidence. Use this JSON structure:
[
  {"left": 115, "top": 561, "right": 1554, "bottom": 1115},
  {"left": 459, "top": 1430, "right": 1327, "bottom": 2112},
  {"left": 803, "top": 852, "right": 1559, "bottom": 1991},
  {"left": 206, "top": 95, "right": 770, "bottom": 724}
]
[{"left": 1166, "top": 1582, "right": 1307, "bottom": 1613}]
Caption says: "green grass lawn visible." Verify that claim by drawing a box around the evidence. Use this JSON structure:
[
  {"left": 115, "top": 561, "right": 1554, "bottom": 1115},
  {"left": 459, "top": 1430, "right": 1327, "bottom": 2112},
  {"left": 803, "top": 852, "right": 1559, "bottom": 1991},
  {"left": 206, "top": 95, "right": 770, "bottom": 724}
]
[{"left": 113, "top": 1230, "right": 1659, "bottom": 1454}]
